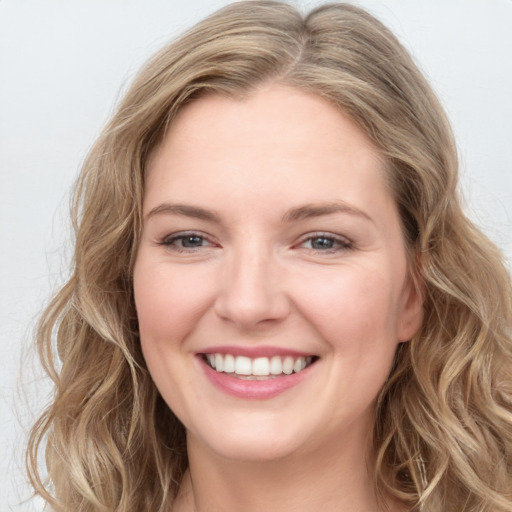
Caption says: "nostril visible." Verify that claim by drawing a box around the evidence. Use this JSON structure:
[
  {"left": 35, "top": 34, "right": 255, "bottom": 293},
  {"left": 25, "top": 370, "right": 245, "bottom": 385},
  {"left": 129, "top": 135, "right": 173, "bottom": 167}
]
[
  {"left": 213, "top": 262, "right": 291, "bottom": 328},
  {"left": 214, "top": 291, "right": 291, "bottom": 329}
]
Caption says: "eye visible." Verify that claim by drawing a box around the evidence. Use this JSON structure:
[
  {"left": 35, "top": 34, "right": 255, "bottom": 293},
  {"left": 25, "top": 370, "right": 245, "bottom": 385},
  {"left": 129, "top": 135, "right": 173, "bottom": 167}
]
[
  {"left": 160, "top": 232, "right": 216, "bottom": 251},
  {"left": 299, "top": 233, "right": 352, "bottom": 252}
]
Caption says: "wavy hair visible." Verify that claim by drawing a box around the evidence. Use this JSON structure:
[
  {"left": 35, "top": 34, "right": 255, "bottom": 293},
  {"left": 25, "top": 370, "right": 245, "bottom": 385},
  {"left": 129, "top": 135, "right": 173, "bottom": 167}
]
[{"left": 27, "top": 2, "right": 512, "bottom": 511}]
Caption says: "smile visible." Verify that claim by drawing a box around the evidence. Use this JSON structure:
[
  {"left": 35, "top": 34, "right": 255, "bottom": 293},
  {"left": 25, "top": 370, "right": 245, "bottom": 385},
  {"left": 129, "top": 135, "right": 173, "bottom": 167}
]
[{"left": 203, "top": 353, "right": 316, "bottom": 380}]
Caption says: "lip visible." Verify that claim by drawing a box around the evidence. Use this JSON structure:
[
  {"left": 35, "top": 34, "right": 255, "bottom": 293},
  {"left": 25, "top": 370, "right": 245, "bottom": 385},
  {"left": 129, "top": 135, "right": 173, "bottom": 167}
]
[{"left": 197, "top": 352, "right": 317, "bottom": 400}]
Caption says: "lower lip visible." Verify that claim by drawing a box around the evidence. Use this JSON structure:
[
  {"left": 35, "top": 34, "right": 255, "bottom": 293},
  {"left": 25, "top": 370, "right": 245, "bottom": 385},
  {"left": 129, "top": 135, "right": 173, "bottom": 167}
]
[{"left": 199, "top": 357, "right": 315, "bottom": 399}]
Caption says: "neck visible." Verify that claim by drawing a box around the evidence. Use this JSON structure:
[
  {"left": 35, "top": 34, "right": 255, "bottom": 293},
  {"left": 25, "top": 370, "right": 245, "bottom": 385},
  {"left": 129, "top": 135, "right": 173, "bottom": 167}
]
[{"left": 173, "top": 427, "right": 391, "bottom": 512}]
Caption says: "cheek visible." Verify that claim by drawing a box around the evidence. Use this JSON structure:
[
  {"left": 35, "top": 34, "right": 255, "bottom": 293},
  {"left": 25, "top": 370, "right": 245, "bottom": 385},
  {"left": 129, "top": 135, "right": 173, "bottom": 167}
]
[
  {"left": 292, "top": 265, "right": 403, "bottom": 352},
  {"left": 133, "top": 258, "right": 215, "bottom": 419},
  {"left": 293, "top": 266, "right": 405, "bottom": 410},
  {"left": 133, "top": 258, "right": 215, "bottom": 348}
]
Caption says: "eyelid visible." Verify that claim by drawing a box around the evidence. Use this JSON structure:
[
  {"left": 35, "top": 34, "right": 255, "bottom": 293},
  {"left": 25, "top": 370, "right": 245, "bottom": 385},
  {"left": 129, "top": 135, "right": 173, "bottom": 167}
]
[
  {"left": 296, "top": 232, "right": 353, "bottom": 252},
  {"left": 159, "top": 230, "right": 218, "bottom": 250},
  {"left": 156, "top": 230, "right": 352, "bottom": 253}
]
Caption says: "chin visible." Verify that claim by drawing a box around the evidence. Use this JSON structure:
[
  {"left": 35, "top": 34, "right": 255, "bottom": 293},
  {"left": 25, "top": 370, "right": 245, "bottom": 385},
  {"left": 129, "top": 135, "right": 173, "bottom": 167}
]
[{"left": 187, "top": 415, "right": 312, "bottom": 463}]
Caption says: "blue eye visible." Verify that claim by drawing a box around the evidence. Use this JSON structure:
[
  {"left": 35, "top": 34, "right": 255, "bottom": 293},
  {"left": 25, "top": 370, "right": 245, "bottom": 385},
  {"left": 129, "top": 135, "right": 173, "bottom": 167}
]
[
  {"left": 178, "top": 235, "right": 206, "bottom": 248},
  {"left": 161, "top": 232, "right": 213, "bottom": 251},
  {"left": 301, "top": 234, "right": 352, "bottom": 252},
  {"left": 309, "top": 237, "right": 335, "bottom": 250}
]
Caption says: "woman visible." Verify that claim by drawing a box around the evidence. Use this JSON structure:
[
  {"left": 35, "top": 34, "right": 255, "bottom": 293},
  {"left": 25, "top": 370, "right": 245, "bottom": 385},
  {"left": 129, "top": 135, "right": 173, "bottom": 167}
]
[{"left": 27, "top": 1, "right": 512, "bottom": 511}]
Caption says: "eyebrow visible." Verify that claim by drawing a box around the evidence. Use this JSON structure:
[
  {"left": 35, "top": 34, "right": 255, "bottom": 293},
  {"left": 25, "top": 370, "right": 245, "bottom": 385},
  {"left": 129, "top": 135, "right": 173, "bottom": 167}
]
[
  {"left": 145, "top": 203, "right": 221, "bottom": 223},
  {"left": 145, "top": 200, "right": 373, "bottom": 224},
  {"left": 281, "top": 201, "right": 373, "bottom": 224}
]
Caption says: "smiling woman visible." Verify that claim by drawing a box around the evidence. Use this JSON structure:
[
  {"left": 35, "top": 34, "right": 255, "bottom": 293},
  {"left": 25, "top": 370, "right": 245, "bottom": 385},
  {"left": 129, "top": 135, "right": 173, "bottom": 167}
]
[
  {"left": 135, "top": 86, "right": 422, "bottom": 471},
  {"left": 27, "top": 2, "right": 512, "bottom": 512}
]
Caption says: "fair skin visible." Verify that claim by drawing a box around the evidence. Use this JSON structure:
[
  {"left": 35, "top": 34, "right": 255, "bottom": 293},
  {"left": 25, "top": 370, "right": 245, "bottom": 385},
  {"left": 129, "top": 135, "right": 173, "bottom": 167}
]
[{"left": 134, "top": 84, "right": 422, "bottom": 512}]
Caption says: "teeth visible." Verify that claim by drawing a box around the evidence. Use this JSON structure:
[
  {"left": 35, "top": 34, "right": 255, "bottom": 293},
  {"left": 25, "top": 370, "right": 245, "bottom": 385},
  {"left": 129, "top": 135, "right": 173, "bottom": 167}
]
[
  {"left": 282, "top": 356, "right": 294, "bottom": 375},
  {"left": 204, "top": 353, "right": 313, "bottom": 377},
  {"left": 252, "top": 357, "right": 270, "bottom": 376},
  {"left": 270, "top": 355, "right": 282, "bottom": 375},
  {"left": 215, "top": 353, "right": 224, "bottom": 372},
  {"left": 294, "top": 357, "right": 307, "bottom": 373},
  {"left": 235, "top": 356, "right": 252, "bottom": 375},
  {"left": 224, "top": 354, "right": 235, "bottom": 373}
]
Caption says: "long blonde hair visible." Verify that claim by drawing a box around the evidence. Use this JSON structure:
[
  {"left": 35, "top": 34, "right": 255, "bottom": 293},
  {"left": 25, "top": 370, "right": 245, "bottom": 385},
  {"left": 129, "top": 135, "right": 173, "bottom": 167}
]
[{"left": 27, "top": 2, "right": 512, "bottom": 511}]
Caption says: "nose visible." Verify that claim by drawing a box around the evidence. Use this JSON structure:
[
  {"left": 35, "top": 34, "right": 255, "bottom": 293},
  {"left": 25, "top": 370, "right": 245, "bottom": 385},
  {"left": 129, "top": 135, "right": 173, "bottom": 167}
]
[{"left": 214, "top": 246, "right": 291, "bottom": 330}]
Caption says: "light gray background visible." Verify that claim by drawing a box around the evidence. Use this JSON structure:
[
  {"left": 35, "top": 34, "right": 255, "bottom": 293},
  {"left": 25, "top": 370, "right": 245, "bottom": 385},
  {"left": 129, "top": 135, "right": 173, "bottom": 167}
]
[{"left": 1, "top": 1, "right": 511, "bottom": 509}]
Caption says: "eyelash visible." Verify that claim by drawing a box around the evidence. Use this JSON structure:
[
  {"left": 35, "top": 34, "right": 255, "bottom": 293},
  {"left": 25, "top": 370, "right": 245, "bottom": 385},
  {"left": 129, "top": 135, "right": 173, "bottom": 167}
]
[
  {"left": 158, "top": 231, "right": 353, "bottom": 254},
  {"left": 297, "top": 233, "right": 353, "bottom": 253},
  {"left": 159, "top": 231, "right": 216, "bottom": 252}
]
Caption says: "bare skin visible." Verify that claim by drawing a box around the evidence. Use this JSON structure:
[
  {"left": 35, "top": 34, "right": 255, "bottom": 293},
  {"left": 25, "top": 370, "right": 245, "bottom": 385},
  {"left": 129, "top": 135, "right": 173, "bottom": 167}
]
[
  {"left": 173, "top": 416, "right": 379, "bottom": 512},
  {"left": 135, "top": 84, "right": 422, "bottom": 512}
]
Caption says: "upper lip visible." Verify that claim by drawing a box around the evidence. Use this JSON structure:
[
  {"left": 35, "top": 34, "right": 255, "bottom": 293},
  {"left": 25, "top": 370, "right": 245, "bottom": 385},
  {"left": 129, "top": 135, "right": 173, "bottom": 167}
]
[{"left": 197, "top": 345, "right": 317, "bottom": 358}]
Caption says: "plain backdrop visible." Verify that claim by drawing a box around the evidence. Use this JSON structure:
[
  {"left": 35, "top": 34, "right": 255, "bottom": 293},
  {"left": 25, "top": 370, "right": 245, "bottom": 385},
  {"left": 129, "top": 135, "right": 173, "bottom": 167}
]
[{"left": 1, "top": 1, "right": 511, "bottom": 509}]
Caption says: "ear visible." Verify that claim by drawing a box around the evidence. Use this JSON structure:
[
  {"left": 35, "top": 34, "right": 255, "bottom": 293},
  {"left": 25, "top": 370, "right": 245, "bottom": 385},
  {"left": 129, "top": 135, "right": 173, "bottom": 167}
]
[{"left": 397, "top": 269, "right": 424, "bottom": 342}]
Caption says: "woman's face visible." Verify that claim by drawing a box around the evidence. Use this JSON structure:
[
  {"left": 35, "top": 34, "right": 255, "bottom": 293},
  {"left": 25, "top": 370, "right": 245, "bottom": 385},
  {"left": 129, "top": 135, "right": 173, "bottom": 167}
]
[{"left": 134, "top": 85, "right": 423, "bottom": 462}]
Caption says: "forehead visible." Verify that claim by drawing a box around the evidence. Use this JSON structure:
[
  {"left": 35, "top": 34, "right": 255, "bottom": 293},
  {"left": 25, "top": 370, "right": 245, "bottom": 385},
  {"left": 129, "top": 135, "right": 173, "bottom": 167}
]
[
  {"left": 145, "top": 85, "right": 394, "bottom": 222},
  {"left": 157, "top": 86, "right": 381, "bottom": 158}
]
